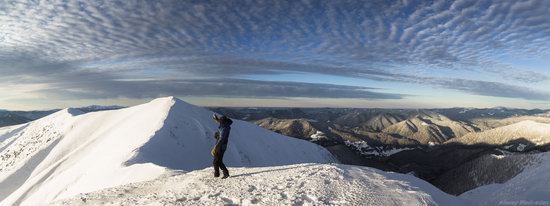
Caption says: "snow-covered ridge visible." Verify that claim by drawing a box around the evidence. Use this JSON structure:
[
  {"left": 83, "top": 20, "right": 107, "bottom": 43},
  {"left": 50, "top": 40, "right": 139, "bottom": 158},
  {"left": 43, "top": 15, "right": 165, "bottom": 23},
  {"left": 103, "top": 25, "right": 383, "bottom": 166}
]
[
  {"left": 0, "top": 97, "right": 336, "bottom": 205},
  {"left": 53, "top": 164, "right": 471, "bottom": 206}
]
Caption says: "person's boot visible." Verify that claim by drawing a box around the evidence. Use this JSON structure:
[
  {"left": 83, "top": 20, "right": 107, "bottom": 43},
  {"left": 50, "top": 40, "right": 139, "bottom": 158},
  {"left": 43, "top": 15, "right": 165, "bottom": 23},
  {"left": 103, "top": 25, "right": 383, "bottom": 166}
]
[
  {"left": 221, "top": 169, "right": 230, "bottom": 179},
  {"left": 214, "top": 169, "right": 220, "bottom": 178}
]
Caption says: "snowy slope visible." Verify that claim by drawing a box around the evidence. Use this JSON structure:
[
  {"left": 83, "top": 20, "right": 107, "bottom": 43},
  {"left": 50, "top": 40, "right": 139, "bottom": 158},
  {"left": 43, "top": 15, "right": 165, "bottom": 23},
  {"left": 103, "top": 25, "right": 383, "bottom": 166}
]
[
  {"left": 54, "top": 164, "right": 471, "bottom": 206},
  {"left": 0, "top": 97, "right": 336, "bottom": 205},
  {"left": 460, "top": 152, "right": 550, "bottom": 205},
  {"left": 447, "top": 120, "right": 550, "bottom": 147}
]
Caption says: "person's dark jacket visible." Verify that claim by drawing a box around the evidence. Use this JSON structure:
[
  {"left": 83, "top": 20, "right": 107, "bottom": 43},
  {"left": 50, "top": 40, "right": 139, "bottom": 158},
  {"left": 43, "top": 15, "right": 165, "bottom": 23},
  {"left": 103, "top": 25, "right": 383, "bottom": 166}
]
[{"left": 214, "top": 117, "right": 233, "bottom": 153}]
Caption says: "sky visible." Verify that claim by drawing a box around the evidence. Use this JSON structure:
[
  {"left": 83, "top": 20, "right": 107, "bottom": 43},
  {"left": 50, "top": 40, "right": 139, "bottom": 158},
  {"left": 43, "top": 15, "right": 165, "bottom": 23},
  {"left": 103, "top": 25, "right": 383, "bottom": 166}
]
[{"left": 1, "top": 0, "right": 550, "bottom": 110}]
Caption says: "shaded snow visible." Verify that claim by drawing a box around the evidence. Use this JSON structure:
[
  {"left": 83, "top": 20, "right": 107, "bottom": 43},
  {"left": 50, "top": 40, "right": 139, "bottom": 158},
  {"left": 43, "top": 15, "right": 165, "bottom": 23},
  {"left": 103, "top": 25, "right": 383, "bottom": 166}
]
[{"left": 54, "top": 164, "right": 471, "bottom": 206}]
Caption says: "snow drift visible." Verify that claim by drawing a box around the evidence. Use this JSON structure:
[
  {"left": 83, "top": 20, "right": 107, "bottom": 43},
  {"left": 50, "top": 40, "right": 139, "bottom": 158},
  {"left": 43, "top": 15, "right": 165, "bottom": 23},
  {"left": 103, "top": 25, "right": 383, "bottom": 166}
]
[{"left": 0, "top": 97, "right": 336, "bottom": 205}]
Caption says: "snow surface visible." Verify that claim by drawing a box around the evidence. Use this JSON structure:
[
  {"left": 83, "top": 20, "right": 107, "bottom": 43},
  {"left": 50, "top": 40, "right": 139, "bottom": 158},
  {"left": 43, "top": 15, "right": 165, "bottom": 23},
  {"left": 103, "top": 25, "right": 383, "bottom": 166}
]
[
  {"left": 54, "top": 163, "right": 471, "bottom": 206},
  {"left": 0, "top": 96, "right": 475, "bottom": 206},
  {"left": 461, "top": 152, "right": 550, "bottom": 206},
  {"left": 344, "top": 140, "right": 416, "bottom": 157},
  {"left": 309, "top": 131, "right": 326, "bottom": 140},
  {"left": 0, "top": 97, "right": 336, "bottom": 205}
]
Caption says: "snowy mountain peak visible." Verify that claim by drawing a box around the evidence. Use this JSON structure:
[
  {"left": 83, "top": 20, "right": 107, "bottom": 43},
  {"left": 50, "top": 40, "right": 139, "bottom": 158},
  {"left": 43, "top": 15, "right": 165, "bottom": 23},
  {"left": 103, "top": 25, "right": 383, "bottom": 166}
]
[
  {"left": 0, "top": 97, "right": 479, "bottom": 206},
  {"left": 0, "top": 96, "right": 336, "bottom": 205}
]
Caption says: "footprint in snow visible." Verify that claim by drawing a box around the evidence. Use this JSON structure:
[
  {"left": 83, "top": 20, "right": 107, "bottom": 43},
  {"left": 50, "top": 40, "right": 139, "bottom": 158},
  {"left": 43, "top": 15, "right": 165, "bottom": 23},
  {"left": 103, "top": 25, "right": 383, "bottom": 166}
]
[
  {"left": 174, "top": 197, "right": 187, "bottom": 202},
  {"left": 207, "top": 192, "right": 221, "bottom": 198},
  {"left": 220, "top": 196, "right": 238, "bottom": 205},
  {"left": 280, "top": 192, "right": 288, "bottom": 200},
  {"left": 249, "top": 197, "right": 260, "bottom": 204}
]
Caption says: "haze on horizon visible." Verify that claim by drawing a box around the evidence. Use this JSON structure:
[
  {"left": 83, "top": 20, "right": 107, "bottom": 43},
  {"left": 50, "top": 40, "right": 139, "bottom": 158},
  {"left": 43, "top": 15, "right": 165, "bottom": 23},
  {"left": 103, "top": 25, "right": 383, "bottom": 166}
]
[{"left": 1, "top": 0, "right": 550, "bottom": 110}]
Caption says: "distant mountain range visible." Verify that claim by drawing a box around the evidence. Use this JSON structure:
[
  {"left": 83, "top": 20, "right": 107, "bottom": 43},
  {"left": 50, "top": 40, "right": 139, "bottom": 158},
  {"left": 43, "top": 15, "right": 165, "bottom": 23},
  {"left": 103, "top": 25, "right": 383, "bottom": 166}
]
[
  {"left": 2, "top": 97, "right": 478, "bottom": 205},
  {"left": 211, "top": 106, "right": 550, "bottom": 196},
  {"left": 211, "top": 106, "right": 550, "bottom": 147},
  {"left": 3, "top": 104, "right": 550, "bottom": 202}
]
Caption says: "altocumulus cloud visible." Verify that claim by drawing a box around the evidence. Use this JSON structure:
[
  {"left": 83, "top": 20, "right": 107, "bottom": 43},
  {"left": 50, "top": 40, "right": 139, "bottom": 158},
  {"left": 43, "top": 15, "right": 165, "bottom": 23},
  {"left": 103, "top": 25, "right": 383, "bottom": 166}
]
[{"left": 1, "top": 0, "right": 550, "bottom": 103}]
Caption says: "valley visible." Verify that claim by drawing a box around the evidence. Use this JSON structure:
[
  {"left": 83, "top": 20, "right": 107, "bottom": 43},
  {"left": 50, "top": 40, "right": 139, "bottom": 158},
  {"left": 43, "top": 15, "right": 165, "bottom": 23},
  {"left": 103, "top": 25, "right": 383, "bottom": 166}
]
[
  {"left": 212, "top": 106, "right": 550, "bottom": 195},
  {"left": 1, "top": 100, "right": 549, "bottom": 205}
]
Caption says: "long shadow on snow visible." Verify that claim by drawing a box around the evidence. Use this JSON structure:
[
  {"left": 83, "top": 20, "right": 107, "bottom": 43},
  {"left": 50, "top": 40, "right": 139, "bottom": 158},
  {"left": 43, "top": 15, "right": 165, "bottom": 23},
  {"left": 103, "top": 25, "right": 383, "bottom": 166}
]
[
  {"left": 230, "top": 164, "right": 315, "bottom": 178},
  {"left": 124, "top": 100, "right": 217, "bottom": 171}
]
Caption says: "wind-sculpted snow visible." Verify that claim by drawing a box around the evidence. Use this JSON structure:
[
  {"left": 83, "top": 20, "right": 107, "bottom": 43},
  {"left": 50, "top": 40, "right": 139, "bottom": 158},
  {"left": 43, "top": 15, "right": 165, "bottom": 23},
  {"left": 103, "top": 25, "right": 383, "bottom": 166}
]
[
  {"left": 0, "top": 109, "right": 79, "bottom": 201},
  {"left": 53, "top": 164, "right": 471, "bottom": 206},
  {"left": 0, "top": 97, "right": 335, "bottom": 205}
]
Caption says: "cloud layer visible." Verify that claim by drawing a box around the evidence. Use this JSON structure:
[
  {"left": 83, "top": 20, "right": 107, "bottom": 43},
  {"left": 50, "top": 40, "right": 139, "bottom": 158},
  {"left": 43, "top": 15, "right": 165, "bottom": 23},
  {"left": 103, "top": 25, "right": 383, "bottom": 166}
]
[{"left": 1, "top": 0, "right": 550, "bottom": 107}]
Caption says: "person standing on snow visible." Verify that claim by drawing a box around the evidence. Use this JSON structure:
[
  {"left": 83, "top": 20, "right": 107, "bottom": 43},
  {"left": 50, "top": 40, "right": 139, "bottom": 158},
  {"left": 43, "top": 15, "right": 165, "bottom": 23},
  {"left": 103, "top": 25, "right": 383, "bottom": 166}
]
[{"left": 212, "top": 114, "right": 232, "bottom": 178}]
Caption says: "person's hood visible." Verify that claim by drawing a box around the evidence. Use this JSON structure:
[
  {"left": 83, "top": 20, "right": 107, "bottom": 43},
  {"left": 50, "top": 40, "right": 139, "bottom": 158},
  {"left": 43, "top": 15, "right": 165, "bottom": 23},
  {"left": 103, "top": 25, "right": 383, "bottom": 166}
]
[
  {"left": 219, "top": 116, "right": 233, "bottom": 127},
  {"left": 220, "top": 117, "right": 233, "bottom": 127},
  {"left": 213, "top": 114, "right": 233, "bottom": 127}
]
